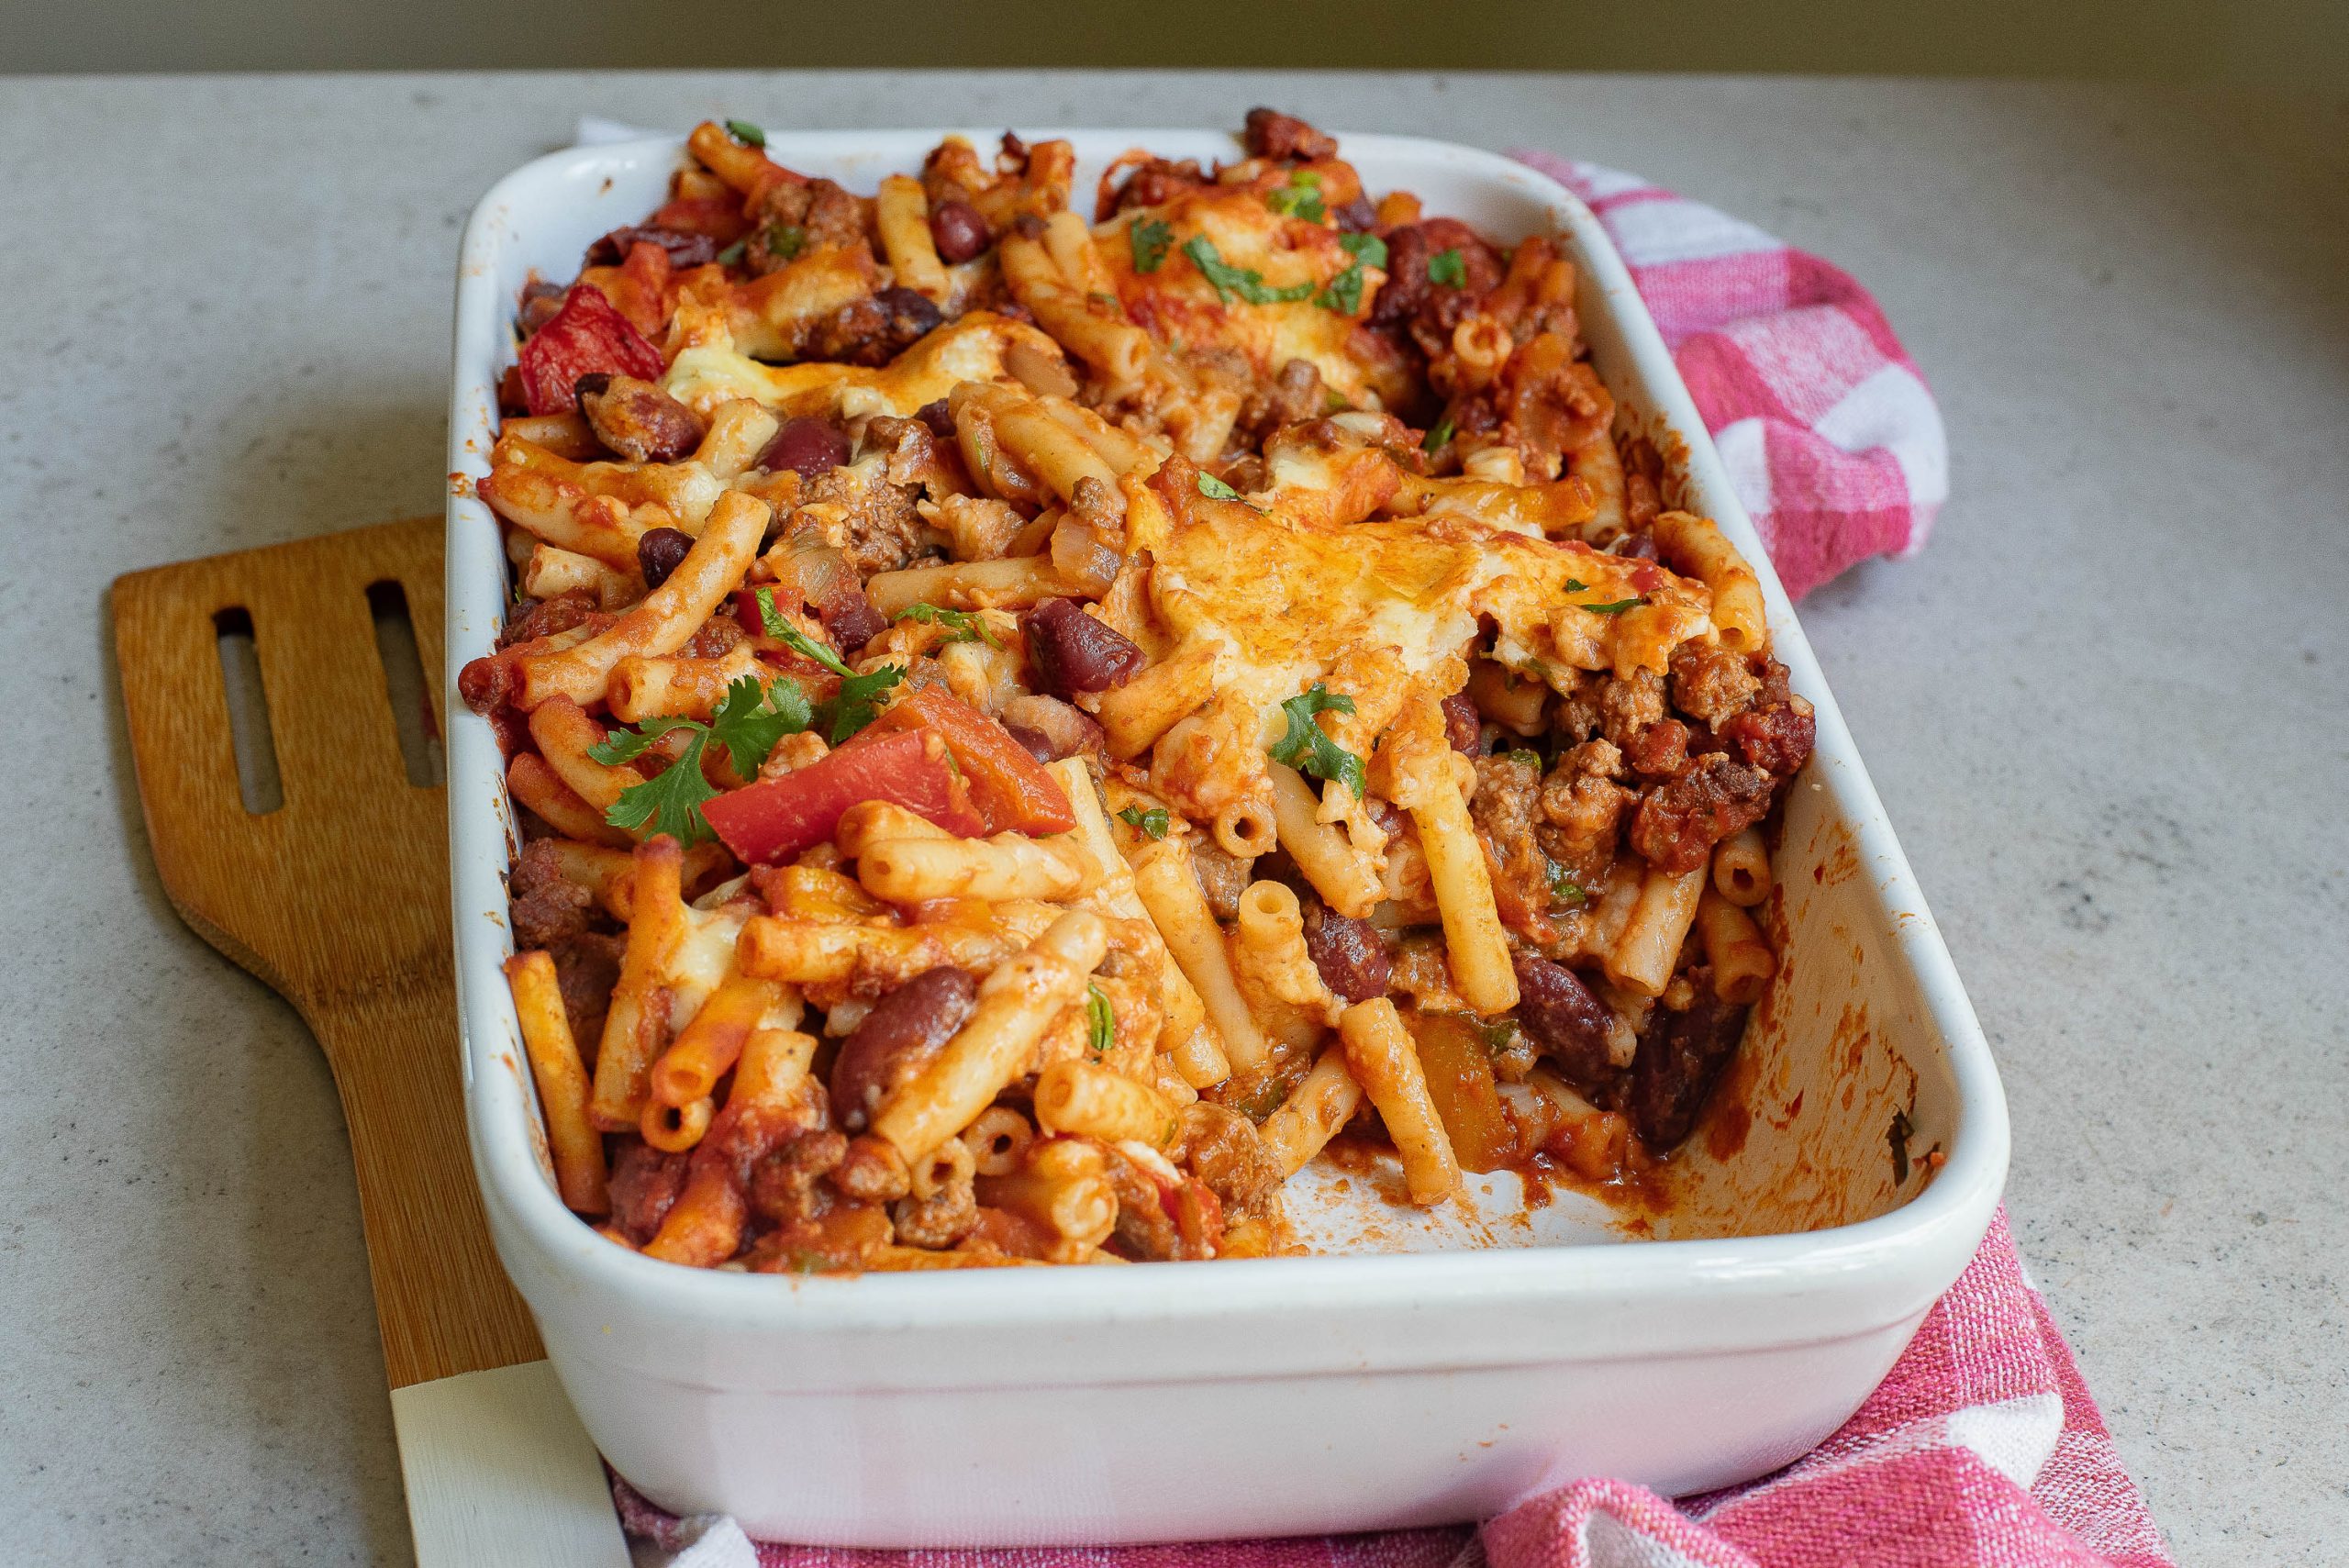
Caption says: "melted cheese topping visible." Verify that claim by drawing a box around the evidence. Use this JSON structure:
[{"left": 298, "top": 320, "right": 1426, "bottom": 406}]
[
  {"left": 1137, "top": 487, "right": 1713, "bottom": 742},
  {"left": 1102, "top": 185, "right": 1411, "bottom": 410},
  {"left": 662, "top": 312, "right": 1060, "bottom": 420}
]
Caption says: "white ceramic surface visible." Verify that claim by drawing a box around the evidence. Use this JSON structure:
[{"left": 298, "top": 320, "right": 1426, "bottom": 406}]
[{"left": 446, "top": 129, "right": 2009, "bottom": 1546}]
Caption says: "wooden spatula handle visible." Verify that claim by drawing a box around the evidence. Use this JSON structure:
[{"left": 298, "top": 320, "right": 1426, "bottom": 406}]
[{"left": 303, "top": 981, "right": 542, "bottom": 1389}]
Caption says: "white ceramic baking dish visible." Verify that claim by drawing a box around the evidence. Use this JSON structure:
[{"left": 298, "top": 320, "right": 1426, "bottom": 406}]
[{"left": 446, "top": 128, "right": 2009, "bottom": 1547}]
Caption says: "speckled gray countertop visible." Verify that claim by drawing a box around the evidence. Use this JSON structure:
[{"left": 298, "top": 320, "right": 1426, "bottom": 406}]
[{"left": 0, "top": 71, "right": 2342, "bottom": 1565}]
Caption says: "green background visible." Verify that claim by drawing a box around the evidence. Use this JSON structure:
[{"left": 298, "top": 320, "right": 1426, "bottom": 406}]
[{"left": 6, "top": 0, "right": 2344, "bottom": 84}]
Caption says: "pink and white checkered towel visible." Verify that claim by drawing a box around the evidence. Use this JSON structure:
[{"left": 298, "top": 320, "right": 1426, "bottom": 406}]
[
  {"left": 615, "top": 1212, "right": 2171, "bottom": 1568},
  {"left": 615, "top": 167, "right": 2143, "bottom": 1568},
  {"left": 1508, "top": 152, "right": 1947, "bottom": 599}
]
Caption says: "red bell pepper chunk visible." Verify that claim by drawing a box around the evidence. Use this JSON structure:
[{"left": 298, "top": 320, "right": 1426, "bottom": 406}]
[
  {"left": 866, "top": 685, "right": 1075, "bottom": 837},
  {"left": 700, "top": 729, "right": 985, "bottom": 866},
  {"left": 515, "top": 284, "right": 666, "bottom": 417}
]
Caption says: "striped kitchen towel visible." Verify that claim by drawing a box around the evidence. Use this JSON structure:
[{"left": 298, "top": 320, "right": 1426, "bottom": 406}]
[
  {"left": 615, "top": 1211, "right": 2170, "bottom": 1568},
  {"left": 1508, "top": 152, "right": 1948, "bottom": 599}
]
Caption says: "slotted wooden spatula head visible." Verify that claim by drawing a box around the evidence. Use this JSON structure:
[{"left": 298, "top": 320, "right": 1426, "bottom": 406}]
[{"left": 112, "top": 516, "right": 539, "bottom": 1387}]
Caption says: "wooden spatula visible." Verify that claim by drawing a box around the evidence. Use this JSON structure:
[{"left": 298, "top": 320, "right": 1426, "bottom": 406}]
[{"left": 112, "top": 516, "right": 629, "bottom": 1568}]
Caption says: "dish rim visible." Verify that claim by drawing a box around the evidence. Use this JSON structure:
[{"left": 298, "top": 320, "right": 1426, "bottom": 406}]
[{"left": 445, "top": 126, "right": 2009, "bottom": 1340}]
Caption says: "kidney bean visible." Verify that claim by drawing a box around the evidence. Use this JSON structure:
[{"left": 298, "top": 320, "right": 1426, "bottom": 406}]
[
  {"left": 1301, "top": 896, "right": 1391, "bottom": 1003},
  {"left": 914, "top": 398, "right": 955, "bottom": 440},
  {"left": 999, "top": 693, "right": 1107, "bottom": 762},
  {"left": 1511, "top": 952, "right": 1618, "bottom": 1095},
  {"left": 1628, "top": 988, "right": 1748, "bottom": 1150},
  {"left": 1002, "top": 722, "right": 1056, "bottom": 764},
  {"left": 636, "top": 527, "right": 694, "bottom": 590},
  {"left": 829, "top": 966, "right": 979, "bottom": 1132},
  {"left": 576, "top": 373, "right": 707, "bottom": 463},
  {"left": 759, "top": 415, "right": 852, "bottom": 480},
  {"left": 1333, "top": 195, "right": 1376, "bottom": 233},
  {"left": 586, "top": 225, "right": 720, "bottom": 269},
  {"left": 816, "top": 582, "right": 887, "bottom": 653},
  {"left": 875, "top": 285, "right": 944, "bottom": 343},
  {"left": 1023, "top": 596, "right": 1144, "bottom": 697},
  {"left": 1441, "top": 690, "right": 1483, "bottom": 755},
  {"left": 929, "top": 198, "right": 991, "bottom": 263}
]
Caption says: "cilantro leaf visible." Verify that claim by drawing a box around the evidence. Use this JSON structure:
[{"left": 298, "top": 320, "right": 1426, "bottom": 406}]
[
  {"left": 1315, "top": 261, "right": 1368, "bottom": 314},
  {"left": 1129, "top": 216, "right": 1174, "bottom": 273},
  {"left": 1316, "top": 231, "right": 1390, "bottom": 315},
  {"left": 1266, "top": 170, "right": 1325, "bottom": 223},
  {"left": 587, "top": 715, "right": 702, "bottom": 766},
  {"left": 818, "top": 665, "right": 903, "bottom": 743},
  {"left": 724, "top": 118, "right": 767, "bottom": 147},
  {"left": 707, "top": 673, "right": 812, "bottom": 775},
  {"left": 604, "top": 731, "right": 720, "bottom": 845},
  {"left": 1182, "top": 235, "right": 1315, "bottom": 306},
  {"left": 1578, "top": 597, "right": 1648, "bottom": 617},
  {"left": 1428, "top": 247, "right": 1467, "bottom": 286},
  {"left": 1504, "top": 748, "right": 1543, "bottom": 771},
  {"left": 757, "top": 587, "right": 851, "bottom": 673},
  {"left": 1117, "top": 804, "right": 1171, "bottom": 840},
  {"left": 1085, "top": 984, "right": 1116, "bottom": 1055},
  {"left": 893, "top": 601, "right": 1001, "bottom": 648},
  {"left": 758, "top": 586, "right": 906, "bottom": 741},
  {"left": 1196, "top": 472, "right": 1246, "bottom": 503},
  {"left": 1267, "top": 684, "right": 1365, "bottom": 797},
  {"left": 1564, "top": 578, "right": 1589, "bottom": 593},
  {"left": 1547, "top": 861, "right": 1586, "bottom": 910},
  {"left": 715, "top": 238, "right": 747, "bottom": 267},
  {"left": 588, "top": 672, "right": 809, "bottom": 840},
  {"left": 1423, "top": 414, "right": 1455, "bottom": 453}
]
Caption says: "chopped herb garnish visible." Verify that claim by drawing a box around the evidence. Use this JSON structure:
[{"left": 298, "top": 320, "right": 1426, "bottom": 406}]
[
  {"left": 603, "top": 735, "right": 718, "bottom": 844},
  {"left": 589, "top": 673, "right": 812, "bottom": 843},
  {"left": 1315, "top": 260, "right": 1368, "bottom": 314},
  {"left": 1313, "top": 233, "right": 1389, "bottom": 316},
  {"left": 1267, "top": 683, "right": 1366, "bottom": 798},
  {"left": 1564, "top": 578, "right": 1589, "bottom": 593},
  {"left": 1117, "top": 804, "right": 1171, "bottom": 839},
  {"left": 756, "top": 586, "right": 906, "bottom": 741},
  {"left": 1478, "top": 1018, "right": 1520, "bottom": 1056},
  {"left": 1196, "top": 471, "right": 1248, "bottom": 503},
  {"left": 705, "top": 673, "right": 813, "bottom": 775},
  {"left": 1339, "top": 230, "right": 1388, "bottom": 269},
  {"left": 715, "top": 238, "right": 747, "bottom": 267},
  {"left": 1423, "top": 414, "right": 1455, "bottom": 453},
  {"left": 1547, "top": 861, "right": 1586, "bottom": 910},
  {"left": 1086, "top": 984, "right": 1116, "bottom": 1055},
  {"left": 1182, "top": 235, "right": 1315, "bottom": 306},
  {"left": 893, "top": 602, "right": 1001, "bottom": 648},
  {"left": 1504, "top": 748, "right": 1543, "bottom": 771},
  {"left": 763, "top": 223, "right": 807, "bottom": 262},
  {"left": 1129, "top": 216, "right": 1174, "bottom": 273},
  {"left": 1265, "top": 170, "right": 1326, "bottom": 223},
  {"left": 1578, "top": 596, "right": 1648, "bottom": 617},
  {"left": 724, "top": 118, "right": 767, "bottom": 147},
  {"left": 1427, "top": 247, "right": 1467, "bottom": 286}
]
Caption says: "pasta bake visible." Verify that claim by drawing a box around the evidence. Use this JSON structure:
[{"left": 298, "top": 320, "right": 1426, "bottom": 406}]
[{"left": 462, "top": 109, "right": 1817, "bottom": 1273}]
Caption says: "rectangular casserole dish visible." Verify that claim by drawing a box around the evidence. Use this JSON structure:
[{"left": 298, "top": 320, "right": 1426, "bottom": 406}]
[{"left": 447, "top": 128, "right": 2009, "bottom": 1547}]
